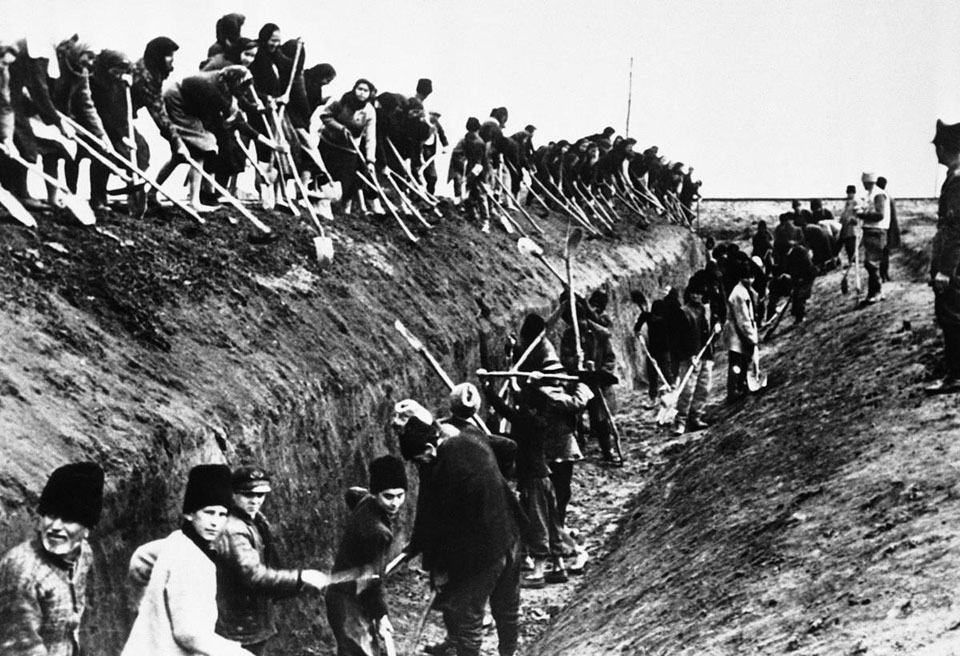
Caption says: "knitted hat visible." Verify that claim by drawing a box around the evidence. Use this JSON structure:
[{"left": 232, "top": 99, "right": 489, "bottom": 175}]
[
  {"left": 393, "top": 399, "right": 434, "bottom": 429},
  {"left": 416, "top": 78, "right": 433, "bottom": 96},
  {"left": 37, "top": 462, "right": 104, "bottom": 528},
  {"left": 369, "top": 455, "right": 408, "bottom": 493},
  {"left": 183, "top": 464, "right": 232, "bottom": 514},
  {"left": 933, "top": 119, "right": 960, "bottom": 151},
  {"left": 398, "top": 417, "right": 440, "bottom": 461},
  {"left": 232, "top": 465, "right": 271, "bottom": 494},
  {"left": 448, "top": 383, "right": 481, "bottom": 419},
  {"left": 861, "top": 171, "right": 877, "bottom": 184}
]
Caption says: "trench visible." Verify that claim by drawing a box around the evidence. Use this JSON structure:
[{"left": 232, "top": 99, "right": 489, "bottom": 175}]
[{"left": 0, "top": 210, "right": 703, "bottom": 655}]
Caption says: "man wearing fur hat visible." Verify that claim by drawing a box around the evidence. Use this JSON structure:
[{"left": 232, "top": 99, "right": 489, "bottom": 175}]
[
  {"left": 214, "top": 466, "right": 330, "bottom": 655},
  {"left": 397, "top": 400, "right": 524, "bottom": 656},
  {"left": 0, "top": 462, "right": 104, "bottom": 656},
  {"left": 859, "top": 171, "right": 891, "bottom": 303},
  {"left": 927, "top": 119, "right": 960, "bottom": 394},
  {"left": 326, "top": 455, "right": 407, "bottom": 656},
  {"left": 123, "top": 464, "right": 254, "bottom": 656}
]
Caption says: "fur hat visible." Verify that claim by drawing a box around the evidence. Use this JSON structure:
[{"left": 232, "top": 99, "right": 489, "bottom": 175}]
[
  {"left": 448, "top": 383, "right": 481, "bottom": 419},
  {"left": 37, "top": 462, "right": 104, "bottom": 528},
  {"left": 398, "top": 417, "right": 440, "bottom": 461},
  {"left": 845, "top": 185, "right": 856, "bottom": 194},
  {"left": 369, "top": 455, "right": 408, "bottom": 493},
  {"left": 525, "top": 124, "right": 537, "bottom": 133},
  {"left": 934, "top": 119, "right": 960, "bottom": 151},
  {"left": 416, "top": 78, "right": 433, "bottom": 96},
  {"left": 183, "top": 464, "right": 232, "bottom": 514}
]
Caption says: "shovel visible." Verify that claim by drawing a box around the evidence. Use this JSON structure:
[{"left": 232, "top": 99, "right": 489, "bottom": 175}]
[
  {"left": 58, "top": 111, "right": 205, "bottom": 224},
  {"left": 181, "top": 153, "right": 273, "bottom": 236},
  {"left": 517, "top": 237, "right": 565, "bottom": 284},
  {"left": 657, "top": 329, "right": 719, "bottom": 425},
  {"left": 1, "top": 146, "right": 95, "bottom": 225},
  {"left": 394, "top": 319, "right": 492, "bottom": 435},
  {"left": 565, "top": 225, "right": 585, "bottom": 369},
  {"left": 0, "top": 185, "right": 37, "bottom": 227},
  {"left": 746, "top": 347, "right": 768, "bottom": 392}
]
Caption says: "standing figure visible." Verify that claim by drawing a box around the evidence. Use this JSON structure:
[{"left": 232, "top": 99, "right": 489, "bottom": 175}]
[
  {"left": 318, "top": 78, "right": 381, "bottom": 216},
  {"left": 326, "top": 456, "right": 407, "bottom": 656},
  {"left": 859, "top": 171, "right": 890, "bottom": 303},
  {"left": 927, "top": 119, "right": 960, "bottom": 395},
  {"left": 724, "top": 261, "right": 759, "bottom": 402},
  {"left": 399, "top": 410, "right": 523, "bottom": 656},
  {"left": 838, "top": 184, "right": 859, "bottom": 265},
  {"left": 0, "top": 462, "right": 104, "bottom": 656},
  {"left": 214, "top": 466, "right": 329, "bottom": 655},
  {"left": 122, "top": 464, "right": 254, "bottom": 656},
  {"left": 876, "top": 176, "right": 900, "bottom": 282}
]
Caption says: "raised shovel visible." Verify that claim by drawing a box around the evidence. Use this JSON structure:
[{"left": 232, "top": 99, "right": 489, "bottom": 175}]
[
  {"left": 517, "top": 237, "right": 565, "bottom": 285},
  {"left": 0, "top": 145, "right": 95, "bottom": 225},
  {"left": 393, "top": 318, "right": 492, "bottom": 436}
]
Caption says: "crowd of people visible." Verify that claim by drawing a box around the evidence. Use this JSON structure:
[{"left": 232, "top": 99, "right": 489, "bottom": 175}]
[
  {"left": 0, "top": 15, "right": 701, "bottom": 240},
  {"left": 3, "top": 9, "right": 960, "bottom": 656}
]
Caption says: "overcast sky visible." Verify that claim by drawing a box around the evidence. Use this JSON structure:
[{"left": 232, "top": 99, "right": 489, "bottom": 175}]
[{"left": 5, "top": 0, "right": 960, "bottom": 198}]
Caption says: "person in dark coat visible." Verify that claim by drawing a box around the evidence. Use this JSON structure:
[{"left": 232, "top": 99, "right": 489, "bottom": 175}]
[
  {"left": 802, "top": 222, "right": 836, "bottom": 272},
  {"left": 927, "top": 119, "right": 960, "bottom": 394},
  {"left": 773, "top": 212, "right": 804, "bottom": 269},
  {"left": 158, "top": 66, "right": 282, "bottom": 210},
  {"left": 318, "top": 78, "right": 380, "bottom": 216},
  {"left": 752, "top": 220, "right": 774, "bottom": 260},
  {"left": 214, "top": 467, "right": 329, "bottom": 655},
  {"left": 634, "top": 296, "right": 674, "bottom": 400},
  {"left": 326, "top": 456, "right": 407, "bottom": 656},
  {"left": 0, "top": 462, "right": 104, "bottom": 656},
  {"left": 0, "top": 38, "right": 70, "bottom": 207},
  {"left": 203, "top": 13, "right": 246, "bottom": 66},
  {"left": 88, "top": 49, "right": 140, "bottom": 209},
  {"left": 770, "top": 241, "right": 817, "bottom": 323},
  {"left": 42, "top": 36, "right": 111, "bottom": 207},
  {"left": 483, "top": 380, "right": 563, "bottom": 589},
  {"left": 399, "top": 410, "right": 523, "bottom": 656},
  {"left": 131, "top": 36, "right": 188, "bottom": 167}
]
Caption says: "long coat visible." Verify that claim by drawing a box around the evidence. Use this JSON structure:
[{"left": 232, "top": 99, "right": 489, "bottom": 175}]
[
  {"left": 0, "top": 537, "right": 93, "bottom": 656},
  {"left": 122, "top": 530, "right": 249, "bottom": 656}
]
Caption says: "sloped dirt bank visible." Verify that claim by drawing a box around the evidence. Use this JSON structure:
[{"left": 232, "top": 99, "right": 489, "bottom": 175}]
[
  {"left": 527, "top": 201, "right": 960, "bottom": 656},
  {"left": 0, "top": 200, "right": 700, "bottom": 654}
]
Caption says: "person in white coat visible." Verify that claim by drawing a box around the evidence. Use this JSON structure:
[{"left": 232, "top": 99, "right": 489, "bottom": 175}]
[
  {"left": 724, "top": 260, "right": 759, "bottom": 402},
  {"left": 122, "top": 464, "right": 253, "bottom": 656}
]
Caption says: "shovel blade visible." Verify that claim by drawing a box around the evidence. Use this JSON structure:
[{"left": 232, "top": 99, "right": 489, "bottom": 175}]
[
  {"left": 314, "top": 235, "right": 334, "bottom": 263},
  {"left": 62, "top": 195, "right": 96, "bottom": 225},
  {"left": 0, "top": 187, "right": 37, "bottom": 227}
]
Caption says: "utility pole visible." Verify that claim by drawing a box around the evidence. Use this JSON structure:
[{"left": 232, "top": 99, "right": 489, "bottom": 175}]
[{"left": 625, "top": 56, "right": 633, "bottom": 138}]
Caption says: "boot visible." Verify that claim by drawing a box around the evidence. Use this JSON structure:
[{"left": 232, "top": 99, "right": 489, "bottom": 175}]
[{"left": 370, "top": 198, "right": 386, "bottom": 216}]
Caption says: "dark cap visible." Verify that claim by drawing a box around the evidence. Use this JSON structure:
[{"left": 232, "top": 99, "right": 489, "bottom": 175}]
[
  {"left": 232, "top": 465, "right": 272, "bottom": 493},
  {"left": 417, "top": 78, "right": 433, "bottom": 96}
]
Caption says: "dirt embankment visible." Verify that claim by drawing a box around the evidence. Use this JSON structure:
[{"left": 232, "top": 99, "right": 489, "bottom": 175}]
[
  {"left": 0, "top": 199, "right": 700, "bottom": 654},
  {"left": 529, "top": 200, "right": 960, "bottom": 655}
]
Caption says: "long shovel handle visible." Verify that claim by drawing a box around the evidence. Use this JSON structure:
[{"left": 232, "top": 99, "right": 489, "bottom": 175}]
[
  {"left": 60, "top": 111, "right": 205, "bottom": 224},
  {"left": 182, "top": 154, "right": 272, "bottom": 233},
  {"left": 384, "top": 169, "right": 431, "bottom": 228},
  {"left": 495, "top": 329, "right": 546, "bottom": 399},
  {"left": 637, "top": 335, "right": 672, "bottom": 390},
  {"left": 356, "top": 170, "right": 419, "bottom": 243},
  {"left": 597, "top": 388, "right": 624, "bottom": 463}
]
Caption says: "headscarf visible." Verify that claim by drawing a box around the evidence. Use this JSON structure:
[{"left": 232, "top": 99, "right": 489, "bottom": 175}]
[
  {"left": 215, "top": 13, "right": 246, "bottom": 48},
  {"left": 217, "top": 64, "right": 253, "bottom": 94},
  {"left": 257, "top": 23, "right": 280, "bottom": 45},
  {"left": 143, "top": 36, "right": 178, "bottom": 79},
  {"left": 340, "top": 77, "right": 374, "bottom": 111}
]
